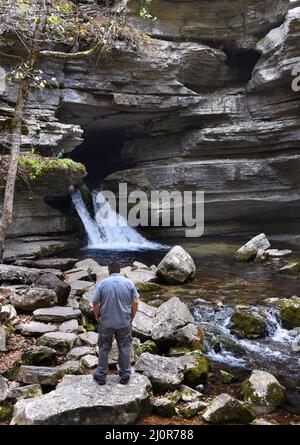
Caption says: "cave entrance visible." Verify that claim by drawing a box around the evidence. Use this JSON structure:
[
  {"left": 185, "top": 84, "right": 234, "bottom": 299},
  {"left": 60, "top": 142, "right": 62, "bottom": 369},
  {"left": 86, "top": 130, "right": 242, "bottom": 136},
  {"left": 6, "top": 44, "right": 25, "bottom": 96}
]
[{"left": 69, "top": 129, "right": 131, "bottom": 187}]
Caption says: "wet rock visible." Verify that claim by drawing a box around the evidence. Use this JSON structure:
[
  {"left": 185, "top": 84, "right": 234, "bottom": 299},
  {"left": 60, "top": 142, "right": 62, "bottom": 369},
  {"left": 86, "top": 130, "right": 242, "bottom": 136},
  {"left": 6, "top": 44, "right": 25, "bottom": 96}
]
[
  {"left": 80, "top": 354, "right": 98, "bottom": 369},
  {"left": 135, "top": 282, "right": 161, "bottom": 293},
  {"left": 34, "top": 273, "right": 71, "bottom": 306},
  {"left": 156, "top": 246, "right": 196, "bottom": 284},
  {"left": 230, "top": 310, "right": 267, "bottom": 339},
  {"left": 202, "top": 393, "right": 255, "bottom": 424},
  {"left": 184, "top": 352, "right": 210, "bottom": 385},
  {"left": 10, "top": 288, "right": 57, "bottom": 311},
  {"left": 288, "top": 327, "right": 300, "bottom": 337},
  {"left": 67, "top": 346, "right": 95, "bottom": 360},
  {"left": 235, "top": 233, "right": 271, "bottom": 262},
  {"left": 151, "top": 396, "right": 176, "bottom": 418},
  {"left": 37, "top": 332, "right": 81, "bottom": 354},
  {"left": 7, "top": 384, "right": 43, "bottom": 402},
  {"left": 0, "top": 375, "right": 9, "bottom": 402},
  {"left": 269, "top": 296, "right": 300, "bottom": 328},
  {"left": 22, "top": 346, "right": 58, "bottom": 366},
  {"left": 18, "top": 361, "right": 83, "bottom": 386},
  {"left": 255, "top": 249, "right": 269, "bottom": 263},
  {"left": 132, "top": 301, "right": 157, "bottom": 339},
  {"left": 241, "top": 370, "right": 285, "bottom": 413},
  {"left": 291, "top": 335, "right": 300, "bottom": 352},
  {"left": 108, "top": 338, "right": 141, "bottom": 366},
  {"left": 33, "top": 306, "right": 81, "bottom": 323},
  {"left": 179, "top": 401, "right": 207, "bottom": 419},
  {"left": 15, "top": 321, "right": 57, "bottom": 336},
  {"left": 11, "top": 373, "right": 152, "bottom": 425},
  {"left": 78, "top": 331, "right": 98, "bottom": 347},
  {"left": 279, "top": 262, "right": 300, "bottom": 276},
  {"left": 58, "top": 319, "right": 79, "bottom": 333},
  {"left": 266, "top": 249, "right": 292, "bottom": 258},
  {"left": 151, "top": 297, "right": 195, "bottom": 343}
]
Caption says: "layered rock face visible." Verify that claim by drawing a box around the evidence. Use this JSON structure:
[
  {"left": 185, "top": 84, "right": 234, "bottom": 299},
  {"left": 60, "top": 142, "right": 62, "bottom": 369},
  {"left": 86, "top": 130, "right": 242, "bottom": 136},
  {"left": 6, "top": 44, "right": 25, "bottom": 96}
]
[{"left": 1, "top": 1, "right": 300, "bottom": 241}]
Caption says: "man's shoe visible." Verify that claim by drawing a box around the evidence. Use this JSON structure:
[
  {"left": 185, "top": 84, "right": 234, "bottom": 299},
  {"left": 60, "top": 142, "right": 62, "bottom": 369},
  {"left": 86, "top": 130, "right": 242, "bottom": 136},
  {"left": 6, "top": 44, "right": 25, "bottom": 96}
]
[
  {"left": 93, "top": 376, "right": 106, "bottom": 386},
  {"left": 119, "top": 378, "right": 130, "bottom": 385}
]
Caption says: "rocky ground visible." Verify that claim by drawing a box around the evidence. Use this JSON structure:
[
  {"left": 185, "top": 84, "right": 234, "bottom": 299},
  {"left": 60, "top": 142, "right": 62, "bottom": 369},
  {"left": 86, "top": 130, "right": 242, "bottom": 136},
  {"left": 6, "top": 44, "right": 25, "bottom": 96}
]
[{"left": 1, "top": 243, "right": 300, "bottom": 425}]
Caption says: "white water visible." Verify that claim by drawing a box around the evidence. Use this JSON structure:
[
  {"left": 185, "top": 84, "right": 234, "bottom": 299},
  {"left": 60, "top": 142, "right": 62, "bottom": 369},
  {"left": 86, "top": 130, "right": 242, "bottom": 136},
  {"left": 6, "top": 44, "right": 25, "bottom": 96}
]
[{"left": 72, "top": 189, "right": 164, "bottom": 251}]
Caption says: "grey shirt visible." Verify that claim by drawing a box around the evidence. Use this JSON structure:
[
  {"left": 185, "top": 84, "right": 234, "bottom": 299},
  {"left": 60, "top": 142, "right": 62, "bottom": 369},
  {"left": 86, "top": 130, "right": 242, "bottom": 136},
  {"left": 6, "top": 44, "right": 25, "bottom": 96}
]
[{"left": 92, "top": 273, "right": 139, "bottom": 329}]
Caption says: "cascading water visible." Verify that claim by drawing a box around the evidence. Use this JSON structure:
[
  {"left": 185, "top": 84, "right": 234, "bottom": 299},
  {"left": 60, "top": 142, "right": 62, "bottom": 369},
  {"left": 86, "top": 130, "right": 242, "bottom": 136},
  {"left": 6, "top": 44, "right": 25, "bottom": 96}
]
[
  {"left": 72, "top": 189, "right": 164, "bottom": 251},
  {"left": 191, "top": 301, "right": 300, "bottom": 380}
]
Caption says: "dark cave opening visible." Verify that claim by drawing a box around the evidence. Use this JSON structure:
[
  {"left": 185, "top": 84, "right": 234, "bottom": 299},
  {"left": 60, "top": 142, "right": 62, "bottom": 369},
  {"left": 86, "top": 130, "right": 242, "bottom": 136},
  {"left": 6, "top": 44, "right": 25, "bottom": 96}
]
[
  {"left": 69, "top": 129, "right": 132, "bottom": 186},
  {"left": 223, "top": 47, "right": 261, "bottom": 82}
]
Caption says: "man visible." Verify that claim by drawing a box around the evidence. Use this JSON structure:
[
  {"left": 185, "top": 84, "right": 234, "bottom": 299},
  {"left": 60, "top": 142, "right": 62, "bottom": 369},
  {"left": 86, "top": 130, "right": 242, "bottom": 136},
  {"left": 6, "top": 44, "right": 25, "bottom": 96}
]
[{"left": 92, "top": 261, "right": 139, "bottom": 385}]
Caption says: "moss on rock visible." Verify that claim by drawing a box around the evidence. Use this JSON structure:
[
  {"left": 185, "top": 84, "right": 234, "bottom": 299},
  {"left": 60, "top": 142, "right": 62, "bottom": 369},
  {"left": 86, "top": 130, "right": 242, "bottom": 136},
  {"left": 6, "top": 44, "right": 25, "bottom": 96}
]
[
  {"left": 136, "top": 282, "right": 161, "bottom": 293},
  {"left": 230, "top": 311, "right": 267, "bottom": 339},
  {"left": 0, "top": 405, "right": 13, "bottom": 421},
  {"left": 240, "top": 370, "right": 285, "bottom": 409},
  {"left": 273, "top": 296, "right": 300, "bottom": 329},
  {"left": 140, "top": 340, "right": 158, "bottom": 354},
  {"left": 184, "top": 352, "right": 210, "bottom": 385}
]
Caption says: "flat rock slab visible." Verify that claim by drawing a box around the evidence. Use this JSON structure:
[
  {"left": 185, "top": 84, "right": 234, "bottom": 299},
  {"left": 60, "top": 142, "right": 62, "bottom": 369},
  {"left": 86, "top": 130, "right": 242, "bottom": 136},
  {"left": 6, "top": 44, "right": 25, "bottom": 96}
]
[
  {"left": 79, "top": 332, "right": 98, "bottom": 347},
  {"left": 16, "top": 322, "right": 57, "bottom": 336},
  {"left": 70, "top": 280, "right": 94, "bottom": 296},
  {"left": 18, "top": 361, "right": 83, "bottom": 386},
  {"left": 0, "top": 264, "right": 61, "bottom": 284},
  {"left": 11, "top": 373, "right": 152, "bottom": 425},
  {"left": 58, "top": 319, "right": 79, "bottom": 333},
  {"left": 14, "top": 258, "right": 78, "bottom": 272},
  {"left": 67, "top": 346, "right": 95, "bottom": 360},
  {"left": 33, "top": 306, "right": 81, "bottom": 322},
  {"left": 37, "top": 332, "right": 81, "bottom": 354}
]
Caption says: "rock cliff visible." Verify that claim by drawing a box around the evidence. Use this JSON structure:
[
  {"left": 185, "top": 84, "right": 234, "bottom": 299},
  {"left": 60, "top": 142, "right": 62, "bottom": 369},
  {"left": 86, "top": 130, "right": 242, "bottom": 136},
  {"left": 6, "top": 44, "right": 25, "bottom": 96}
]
[{"left": 0, "top": 0, "right": 299, "bottom": 243}]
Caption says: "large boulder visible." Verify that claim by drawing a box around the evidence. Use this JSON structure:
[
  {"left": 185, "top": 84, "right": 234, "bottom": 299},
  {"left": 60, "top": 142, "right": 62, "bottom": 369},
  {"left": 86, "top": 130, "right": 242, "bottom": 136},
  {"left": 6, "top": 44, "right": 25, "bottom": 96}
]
[
  {"left": 202, "top": 393, "right": 255, "bottom": 424},
  {"left": 74, "top": 259, "right": 108, "bottom": 281},
  {"left": 240, "top": 370, "right": 286, "bottom": 413},
  {"left": 11, "top": 373, "right": 152, "bottom": 425},
  {"left": 151, "top": 297, "right": 195, "bottom": 342},
  {"left": 0, "top": 264, "right": 43, "bottom": 284},
  {"left": 121, "top": 267, "right": 156, "bottom": 284},
  {"left": 235, "top": 234, "right": 271, "bottom": 262},
  {"left": 10, "top": 288, "right": 57, "bottom": 311},
  {"left": 156, "top": 246, "right": 196, "bottom": 284},
  {"left": 230, "top": 311, "right": 267, "bottom": 339},
  {"left": 135, "top": 352, "right": 209, "bottom": 393},
  {"left": 78, "top": 285, "right": 96, "bottom": 320},
  {"left": 15, "top": 258, "right": 78, "bottom": 272},
  {"left": 34, "top": 273, "right": 71, "bottom": 306},
  {"left": 33, "top": 306, "right": 81, "bottom": 323}
]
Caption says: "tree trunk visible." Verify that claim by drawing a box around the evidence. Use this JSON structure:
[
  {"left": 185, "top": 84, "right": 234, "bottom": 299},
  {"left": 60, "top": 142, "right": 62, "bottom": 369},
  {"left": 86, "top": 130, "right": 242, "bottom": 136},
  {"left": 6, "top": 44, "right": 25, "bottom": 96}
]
[{"left": 0, "top": 45, "right": 39, "bottom": 260}]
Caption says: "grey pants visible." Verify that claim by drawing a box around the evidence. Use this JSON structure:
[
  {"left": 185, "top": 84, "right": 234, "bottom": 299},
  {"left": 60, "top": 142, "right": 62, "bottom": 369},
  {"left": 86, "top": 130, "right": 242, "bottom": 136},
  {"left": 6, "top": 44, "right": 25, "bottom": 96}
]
[{"left": 94, "top": 324, "right": 132, "bottom": 382}]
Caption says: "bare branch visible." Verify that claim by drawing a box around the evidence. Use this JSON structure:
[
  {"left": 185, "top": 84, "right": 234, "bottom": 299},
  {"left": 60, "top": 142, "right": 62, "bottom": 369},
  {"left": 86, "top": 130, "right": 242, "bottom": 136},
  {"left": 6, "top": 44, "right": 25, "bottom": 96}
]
[{"left": 39, "top": 41, "right": 102, "bottom": 59}]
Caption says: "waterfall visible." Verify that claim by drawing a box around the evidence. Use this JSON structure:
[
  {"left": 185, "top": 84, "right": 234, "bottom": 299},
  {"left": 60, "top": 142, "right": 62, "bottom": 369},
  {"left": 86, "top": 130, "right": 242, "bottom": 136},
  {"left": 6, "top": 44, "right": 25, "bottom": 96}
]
[{"left": 72, "top": 189, "right": 164, "bottom": 250}]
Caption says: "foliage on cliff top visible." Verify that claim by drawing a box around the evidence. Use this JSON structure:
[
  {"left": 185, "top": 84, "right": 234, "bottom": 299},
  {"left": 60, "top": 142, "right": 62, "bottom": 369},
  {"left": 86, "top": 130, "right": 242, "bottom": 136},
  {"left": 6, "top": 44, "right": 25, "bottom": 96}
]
[
  {"left": 0, "top": 0, "right": 143, "bottom": 58},
  {"left": 0, "top": 151, "right": 86, "bottom": 186}
]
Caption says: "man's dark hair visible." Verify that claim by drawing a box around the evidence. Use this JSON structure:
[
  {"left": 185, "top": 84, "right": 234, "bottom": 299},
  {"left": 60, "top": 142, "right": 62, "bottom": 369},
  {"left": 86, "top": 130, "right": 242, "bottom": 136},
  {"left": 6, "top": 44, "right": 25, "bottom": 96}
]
[{"left": 108, "top": 262, "right": 121, "bottom": 274}]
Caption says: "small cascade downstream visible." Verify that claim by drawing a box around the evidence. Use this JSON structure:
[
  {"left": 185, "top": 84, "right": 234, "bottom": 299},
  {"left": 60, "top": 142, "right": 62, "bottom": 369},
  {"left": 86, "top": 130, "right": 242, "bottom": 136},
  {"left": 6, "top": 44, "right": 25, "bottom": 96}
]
[
  {"left": 191, "top": 301, "right": 300, "bottom": 384},
  {"left": 72, "top": 189, "right": 164, "bottom": 251}
]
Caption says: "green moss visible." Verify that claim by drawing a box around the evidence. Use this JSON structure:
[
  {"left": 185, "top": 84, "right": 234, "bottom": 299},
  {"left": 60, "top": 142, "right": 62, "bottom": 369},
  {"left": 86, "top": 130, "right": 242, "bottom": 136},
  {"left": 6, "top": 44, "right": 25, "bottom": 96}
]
[
  {"left": 4, "top": 359, "right": 22, "bottom": 380},
  {"left": 168, "top": 347, "right": 194, "bottom": 357},
  {"left": 0, "top": 406, "right": 13, "bottom": 421},
  {"left": 241, "top": 380, "right": 285, "bottom": 406},
  {"left": 17, "top": 153, "right": 86, "bottom": 182},
  {"left": 179, "top": 402, "right": 205, "bottom": 419},
  {"left": 184, "top": 353, "right": 210, "bottom": 385},
  {"left": 136, "top": 282, "right": 161, "bottom": 293},
  {"left": 140, "top": 340, "right": 158, "bottom": 354},
  {"left": 235, "top": 249, "right": 257, "bottom": 262},
  {"left": 275, "top": 297, "right": 300, "bottom": 328},
  {"left": 230, "top": 311, "right": 266, "bottom": 339},
  {"left": 164, "top": 390, "right": 181, "bottom": 405}
]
